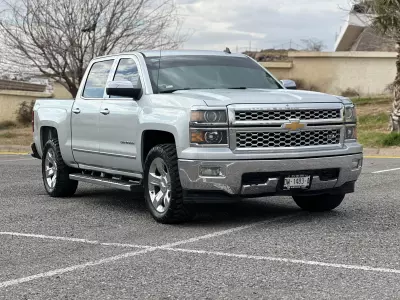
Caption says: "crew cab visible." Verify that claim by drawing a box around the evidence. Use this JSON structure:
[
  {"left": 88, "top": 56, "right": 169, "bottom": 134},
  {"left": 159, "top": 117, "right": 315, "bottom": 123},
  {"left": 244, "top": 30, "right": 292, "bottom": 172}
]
[{"left": 32, "top": 50, "right": 363, "bottom": 223}]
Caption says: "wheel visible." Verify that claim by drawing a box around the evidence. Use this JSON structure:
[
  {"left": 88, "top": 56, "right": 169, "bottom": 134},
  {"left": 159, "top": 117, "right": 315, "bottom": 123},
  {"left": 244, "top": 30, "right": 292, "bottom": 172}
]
[
  {"left": 42, "top": 139, "right": 78, "bottom": 197},
  {"left": 293, "top": 194, "right": 345, "bottom": 212},
  {"left": 144, "top": 144, "right": 194, "bottom": 224}
]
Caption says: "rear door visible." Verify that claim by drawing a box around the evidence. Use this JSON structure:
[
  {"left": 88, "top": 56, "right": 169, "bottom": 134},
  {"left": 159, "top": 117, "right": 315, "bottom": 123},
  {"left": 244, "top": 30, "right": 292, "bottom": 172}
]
[
  {"left": 71, "top": 59, "right": 114, "bottom": 166},
  {"left": 97, "top": 56, "right": 142, "bottom": 173}
]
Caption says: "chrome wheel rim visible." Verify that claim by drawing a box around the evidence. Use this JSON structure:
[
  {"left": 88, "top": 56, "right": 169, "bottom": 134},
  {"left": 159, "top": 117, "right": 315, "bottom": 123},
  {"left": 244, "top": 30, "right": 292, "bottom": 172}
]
[
  {"left": 45, "top": 149, "right": 57, "bottom": 189},
  {"left": 148, "top": 158, "right": 171, "bottom": 213}
]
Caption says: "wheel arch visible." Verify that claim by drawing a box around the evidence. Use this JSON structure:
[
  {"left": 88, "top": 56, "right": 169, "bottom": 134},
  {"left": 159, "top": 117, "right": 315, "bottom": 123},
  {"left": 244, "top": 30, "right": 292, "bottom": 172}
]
[
  {"left": 141, "top": 130, "right": 176, "bottom": 168},
  {"left": 41, "top": 126, "right": 59, "bottom": 150}
]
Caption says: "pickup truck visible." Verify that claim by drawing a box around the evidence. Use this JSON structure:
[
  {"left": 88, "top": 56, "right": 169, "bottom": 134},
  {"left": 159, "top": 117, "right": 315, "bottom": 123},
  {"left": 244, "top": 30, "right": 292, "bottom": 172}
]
[{"left": 32, "top": 50, "right": 363, "bottom": 223}]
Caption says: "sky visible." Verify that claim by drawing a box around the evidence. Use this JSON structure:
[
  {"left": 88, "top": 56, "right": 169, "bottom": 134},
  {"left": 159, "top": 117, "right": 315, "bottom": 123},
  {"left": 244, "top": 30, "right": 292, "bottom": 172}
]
[{"left": 177, "top": 0, "right": 353, "bottom": 52}]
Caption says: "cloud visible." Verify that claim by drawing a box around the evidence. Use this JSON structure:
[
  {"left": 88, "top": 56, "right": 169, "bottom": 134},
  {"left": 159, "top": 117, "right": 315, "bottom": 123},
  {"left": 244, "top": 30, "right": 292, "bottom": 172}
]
[{"left": 177, "top": 0, "right": 352, "bottom": 51}]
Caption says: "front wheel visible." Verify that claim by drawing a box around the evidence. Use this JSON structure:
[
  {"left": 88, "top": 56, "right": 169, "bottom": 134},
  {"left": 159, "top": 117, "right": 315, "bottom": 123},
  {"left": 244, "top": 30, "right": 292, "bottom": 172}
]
[
  {"left": 293, "top": 194, "right": 345, "bottom": 212},
  {"left": 144, "top": 144, "right": 194, "bottom": 224},
  {"left": 42, "top": 139, "right": 78, "bottom": 197}
]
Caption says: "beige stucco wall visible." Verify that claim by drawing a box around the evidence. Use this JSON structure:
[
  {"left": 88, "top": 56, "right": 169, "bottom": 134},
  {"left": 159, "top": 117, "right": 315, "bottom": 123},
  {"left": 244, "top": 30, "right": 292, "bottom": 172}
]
[
  {"left": 0, "top": 90, "right": 52, "bottom": 122},
  {"left": 264, "top": 62, "right": 292, "bottom": 81},
  {"left": 263, "top": 51, "right": 396, "bottom": 96},
  {"left": 53, "top": 82, "right": 73, "bottom": 99},
  {"left": 0, "top": 82, "right": 72, "bottom": 122}
]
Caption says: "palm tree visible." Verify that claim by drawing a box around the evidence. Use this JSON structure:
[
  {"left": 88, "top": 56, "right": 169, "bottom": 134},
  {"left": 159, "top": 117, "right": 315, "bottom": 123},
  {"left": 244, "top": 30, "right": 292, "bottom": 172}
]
[{"left": 365, "top": 0, "right": 400, "bottom": 131}]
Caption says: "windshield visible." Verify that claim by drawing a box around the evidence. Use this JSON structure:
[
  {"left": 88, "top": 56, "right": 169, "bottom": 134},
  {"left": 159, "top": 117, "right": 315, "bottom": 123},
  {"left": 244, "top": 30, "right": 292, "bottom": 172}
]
[{"left": 144, "top": 55, "right": 282, "bottom": 93}]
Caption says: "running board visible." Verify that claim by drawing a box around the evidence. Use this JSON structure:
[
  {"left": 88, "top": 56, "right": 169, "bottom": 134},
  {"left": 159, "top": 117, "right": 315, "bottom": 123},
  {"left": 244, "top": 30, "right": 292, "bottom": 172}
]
[{"left": 69, "top": 174, "right": 141, "bottom": 192}]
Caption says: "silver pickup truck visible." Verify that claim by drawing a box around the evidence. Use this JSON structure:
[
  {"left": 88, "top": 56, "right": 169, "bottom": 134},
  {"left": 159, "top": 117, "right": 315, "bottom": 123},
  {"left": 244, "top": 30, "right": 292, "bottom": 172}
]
[{"left": 32, "top": 50, "right": 363, "bottom": 223}]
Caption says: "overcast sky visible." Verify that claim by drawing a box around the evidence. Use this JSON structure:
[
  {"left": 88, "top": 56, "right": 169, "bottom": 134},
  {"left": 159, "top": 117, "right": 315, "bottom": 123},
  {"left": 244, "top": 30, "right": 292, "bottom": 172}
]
[{"left": 177, "top": 0, "right": 352, "bottom": 52}]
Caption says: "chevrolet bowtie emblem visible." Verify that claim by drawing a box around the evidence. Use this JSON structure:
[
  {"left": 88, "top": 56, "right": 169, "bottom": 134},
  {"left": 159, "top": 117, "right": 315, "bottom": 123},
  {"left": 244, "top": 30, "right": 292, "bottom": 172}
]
[{"left": 284, "top": 121, "right": 305, "bottom": 131}]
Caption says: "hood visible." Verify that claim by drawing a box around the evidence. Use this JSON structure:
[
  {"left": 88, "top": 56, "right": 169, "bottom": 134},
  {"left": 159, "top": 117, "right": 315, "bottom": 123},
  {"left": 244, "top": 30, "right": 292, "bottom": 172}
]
[{"left": 173, "top": 89, "right": 344, "bottom": 107}]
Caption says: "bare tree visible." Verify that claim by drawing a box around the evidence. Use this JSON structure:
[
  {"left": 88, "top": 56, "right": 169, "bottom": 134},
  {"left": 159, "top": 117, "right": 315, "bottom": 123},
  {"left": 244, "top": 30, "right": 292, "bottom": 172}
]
[
  {"left": 351, "top": 0, "right": 400, "bottom": 132},
  {"left": 300, "top": 38, "right": 326, "bottom": 52},
  {"left": 0, "top": 0, "right": 187, "bottom": 97}
]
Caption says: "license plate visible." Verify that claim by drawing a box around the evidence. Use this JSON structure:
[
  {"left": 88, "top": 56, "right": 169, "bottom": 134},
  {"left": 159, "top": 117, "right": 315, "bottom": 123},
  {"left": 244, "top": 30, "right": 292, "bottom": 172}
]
[{"left": 283, "top": 175, "right": 311, "bottom": 190}]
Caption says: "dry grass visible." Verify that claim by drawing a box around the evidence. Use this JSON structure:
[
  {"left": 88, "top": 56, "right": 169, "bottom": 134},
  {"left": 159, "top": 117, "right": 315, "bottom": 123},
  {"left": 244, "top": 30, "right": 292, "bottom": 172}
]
[
  {"left": 0, "top": 126, "right": 32, "bottom": 146},
  {"left": 352, "top": 96, "right": 400, "bottom": 147}
]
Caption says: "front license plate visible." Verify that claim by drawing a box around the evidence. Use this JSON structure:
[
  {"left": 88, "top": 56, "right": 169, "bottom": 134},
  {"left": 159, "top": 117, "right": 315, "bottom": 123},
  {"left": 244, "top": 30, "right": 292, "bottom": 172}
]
[{"left": 283, "top": 175, "right": 311, "bottom": 190}]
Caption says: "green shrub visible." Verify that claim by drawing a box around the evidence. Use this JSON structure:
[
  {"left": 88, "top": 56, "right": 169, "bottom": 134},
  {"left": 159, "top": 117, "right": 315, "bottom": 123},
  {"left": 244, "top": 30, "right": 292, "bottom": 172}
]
[
  {"left": 341, "top": 88, "right": 359, "bottom": 97},
  {"left": 382, "top": 132, "right": 400, "bottom": 146},
  {"left": 288, "top": 78, "right": 320, "bottom": 92},
  {"left": 0, "top": 120, "right": 17, "bottom": 130},
  {"left": 16, "top": 100, "right": 35, "bottom": 125}
]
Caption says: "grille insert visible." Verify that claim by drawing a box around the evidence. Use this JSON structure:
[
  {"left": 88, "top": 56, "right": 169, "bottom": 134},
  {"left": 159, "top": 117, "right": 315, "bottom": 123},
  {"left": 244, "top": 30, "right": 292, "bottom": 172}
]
[
  {"left": 235, "top": 110, "right": 341, "bottom": 121},
  {"left": 236, "top": 130, "right": 341, "bottom": 148}
]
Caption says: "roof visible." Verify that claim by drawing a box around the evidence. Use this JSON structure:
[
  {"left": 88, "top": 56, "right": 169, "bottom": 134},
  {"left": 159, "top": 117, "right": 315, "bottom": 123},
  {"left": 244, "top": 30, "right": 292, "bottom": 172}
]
[
  {"left": 140, "top": 50, "right": 245, "bottom": 58},
  {"left": 95, "top": 50, "right": 246, "bottom": 60}
]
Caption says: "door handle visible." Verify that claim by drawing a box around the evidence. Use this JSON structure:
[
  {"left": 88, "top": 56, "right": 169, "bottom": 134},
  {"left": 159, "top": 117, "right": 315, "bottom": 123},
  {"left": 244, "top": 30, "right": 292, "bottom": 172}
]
[
  {"left": 72, "top": 108, "right": 81, "bottom": 114},
  {"left": 100, "top": 108, "right": 110, "bottom": 115}
]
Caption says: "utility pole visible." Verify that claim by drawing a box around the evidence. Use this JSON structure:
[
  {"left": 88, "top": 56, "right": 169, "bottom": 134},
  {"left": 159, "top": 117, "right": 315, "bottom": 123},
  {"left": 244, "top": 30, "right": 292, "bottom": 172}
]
[{"left": 249, "top": 40, "right": 252, "bottom": 52}]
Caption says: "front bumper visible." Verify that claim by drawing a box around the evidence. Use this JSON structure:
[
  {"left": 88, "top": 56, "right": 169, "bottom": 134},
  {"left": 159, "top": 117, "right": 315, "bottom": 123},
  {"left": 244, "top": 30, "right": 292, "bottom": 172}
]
[{"left": 178, "top": 153, "right": 363, "bottom": 197}]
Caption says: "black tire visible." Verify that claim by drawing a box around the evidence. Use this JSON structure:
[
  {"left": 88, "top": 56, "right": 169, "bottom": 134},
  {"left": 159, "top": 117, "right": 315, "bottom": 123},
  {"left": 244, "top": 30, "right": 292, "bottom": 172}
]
[
  {"left": 144, "top": 144, "right": 194, "bottom": 224},
  {"left": 293, "top": 194, "right": 345, "bottom": 212},
  {"left": 42, "top": 139, "right": 78, "bottom": 197}
]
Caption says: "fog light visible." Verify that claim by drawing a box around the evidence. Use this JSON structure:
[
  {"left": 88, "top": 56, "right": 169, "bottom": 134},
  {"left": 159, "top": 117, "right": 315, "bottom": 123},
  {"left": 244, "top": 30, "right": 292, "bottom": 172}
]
[
  {"left": 200, "top": 166, "right": 222, "bottom": 177},
  {"left": 351, "top": 158, "right": 362, "bottom": 169},
  {"left": 345, "top": 126, "right": 357, "bottom": 140},
  {"left": 204, "top": 131, "right": 222, "bottom": 144}
]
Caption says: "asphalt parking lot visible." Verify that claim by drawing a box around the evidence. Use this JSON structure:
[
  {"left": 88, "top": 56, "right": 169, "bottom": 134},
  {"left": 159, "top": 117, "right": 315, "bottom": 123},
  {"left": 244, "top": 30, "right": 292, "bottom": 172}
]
[{"left": 0, "top": 155, "right": 399, "bottom": 299}]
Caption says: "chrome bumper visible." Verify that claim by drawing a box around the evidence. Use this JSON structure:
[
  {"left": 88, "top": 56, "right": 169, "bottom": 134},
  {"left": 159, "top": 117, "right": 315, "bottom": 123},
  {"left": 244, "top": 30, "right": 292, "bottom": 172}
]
[{"left": 178, "top": 154, "right": 363, "bottom": 196}]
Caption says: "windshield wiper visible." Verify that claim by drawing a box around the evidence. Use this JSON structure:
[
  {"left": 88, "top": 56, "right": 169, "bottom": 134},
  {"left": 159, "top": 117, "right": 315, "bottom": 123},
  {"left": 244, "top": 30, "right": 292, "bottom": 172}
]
[
  {"left": 228, "top": 87, "right": 247, "bottom": 89},
  {"left": 159, "top": 88, "right": 193, "bottom": 94},
  {"left": 159, "top": 88, "right": 218, "bottom": 94}
]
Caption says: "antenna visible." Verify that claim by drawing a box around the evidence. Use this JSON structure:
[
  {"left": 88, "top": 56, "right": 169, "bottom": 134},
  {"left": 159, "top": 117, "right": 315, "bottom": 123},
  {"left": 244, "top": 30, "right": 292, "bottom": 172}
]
[{"left": 156, "top": 48, "right": 161, "bottom": 93}]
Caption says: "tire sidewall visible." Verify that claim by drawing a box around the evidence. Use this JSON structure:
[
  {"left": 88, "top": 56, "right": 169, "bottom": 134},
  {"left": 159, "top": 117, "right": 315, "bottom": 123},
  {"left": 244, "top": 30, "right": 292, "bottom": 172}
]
[
  {"left": 41, "top": 139, "right": 77, "bottom": 197},
  {"left": 144, "top": 146, "right": 181, "bottom": 221},
  {"left": 42, "top": 140, "right": 59, "bottom": 194}
]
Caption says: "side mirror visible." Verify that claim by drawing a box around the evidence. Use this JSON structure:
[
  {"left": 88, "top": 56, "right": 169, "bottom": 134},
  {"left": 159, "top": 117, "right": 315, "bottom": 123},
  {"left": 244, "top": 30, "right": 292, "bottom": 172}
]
[
  {"left": 281, "top": 79, "right": 297, "bottom": 90},
  {"left": 106, "top": 81, "right": 142, "bottom": 99}
]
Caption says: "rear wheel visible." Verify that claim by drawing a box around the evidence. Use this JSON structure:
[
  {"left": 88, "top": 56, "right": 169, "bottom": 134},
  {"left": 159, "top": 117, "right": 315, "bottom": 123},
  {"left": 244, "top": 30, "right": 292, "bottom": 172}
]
[
  {"left": 42, "top": 139, "right": 78, "bottom": 197},
  {"left": 292, "top": 194, "right": 345, "bottom": 212},
  {"left": 144, "top": 144, "right": 194, "bottom": 223}
]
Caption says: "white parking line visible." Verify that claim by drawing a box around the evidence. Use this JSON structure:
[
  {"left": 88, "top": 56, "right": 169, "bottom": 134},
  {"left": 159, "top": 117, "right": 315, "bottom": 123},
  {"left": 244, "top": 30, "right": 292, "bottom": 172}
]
[
  {"left": 0, "top": 248, "right": 157, "bottom": 289},
  {"left": 372, "top": 167, "right": 400, "bottom": 174},
  {"left": 0, "top": 214, "right": 299, "bottom": 289},
  {"left": 0, "top": 232, "right": 150, "bottom": 249},
  {"left": 163, "top": 248, "right": 400, "bottom": 275}
]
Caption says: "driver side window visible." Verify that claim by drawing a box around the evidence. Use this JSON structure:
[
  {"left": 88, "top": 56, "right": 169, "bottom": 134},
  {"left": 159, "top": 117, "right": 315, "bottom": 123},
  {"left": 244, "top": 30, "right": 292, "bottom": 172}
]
[
  {"left": 115, "top": 59, "right": 141, "bottom": 86},
  {"left": 108, "top": 58, "right": 142, "bottom": 98}
]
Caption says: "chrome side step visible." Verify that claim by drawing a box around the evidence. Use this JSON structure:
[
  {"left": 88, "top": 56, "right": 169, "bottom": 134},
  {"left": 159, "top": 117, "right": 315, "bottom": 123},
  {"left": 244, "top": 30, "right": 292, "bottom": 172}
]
[{"left": 69, "top": 174, "right": 141, "bottom": 192}]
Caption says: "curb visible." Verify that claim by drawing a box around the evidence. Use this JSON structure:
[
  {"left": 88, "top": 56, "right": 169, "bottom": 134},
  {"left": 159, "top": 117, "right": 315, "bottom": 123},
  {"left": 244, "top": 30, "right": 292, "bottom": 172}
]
[
  {"left": 0, "top": 145, "right": 31, "bottom": 155},
  {"left": 363, "top": 147, "right": 400, "bottom": 158}
]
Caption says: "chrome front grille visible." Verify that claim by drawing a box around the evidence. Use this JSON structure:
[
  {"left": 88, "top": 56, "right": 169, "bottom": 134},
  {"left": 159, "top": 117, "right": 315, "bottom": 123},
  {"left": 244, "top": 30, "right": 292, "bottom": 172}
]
[
  {"left": 235, "top": 109, "right": 341, "bottom": 122},
  {"left": 236, "top": 129, "right": 341, "bottom": 148}
]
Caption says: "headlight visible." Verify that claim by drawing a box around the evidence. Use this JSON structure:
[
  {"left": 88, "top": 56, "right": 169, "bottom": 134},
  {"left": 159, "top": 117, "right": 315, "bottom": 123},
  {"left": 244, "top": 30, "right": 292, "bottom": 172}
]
[
  {"left": 190, "top": 109, "right": 227, "bottom": 124},
  {"left": 344, "top": 105, "right": 357, "bottom": 123},
  {"left": 190, "top": 129, "right": 228, "bottom": 145}
]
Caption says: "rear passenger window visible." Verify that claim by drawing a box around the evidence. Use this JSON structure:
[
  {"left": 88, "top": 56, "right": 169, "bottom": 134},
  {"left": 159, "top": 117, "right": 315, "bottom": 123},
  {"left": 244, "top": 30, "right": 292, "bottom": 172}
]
[
  {"left": 83, "top": 60, "right": 114, "bottom": 98},
  {"left": 113, "top": 59, "right": 141, "bottom": 88}
]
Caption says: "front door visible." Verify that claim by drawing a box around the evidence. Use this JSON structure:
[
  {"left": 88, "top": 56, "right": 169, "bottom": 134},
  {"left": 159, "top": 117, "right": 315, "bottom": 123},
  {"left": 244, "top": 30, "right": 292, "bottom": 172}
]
[
  {"left": 98, "top": 57, "right": 142, "bottom": 173},
  {"left": 71, "top": 59, "right": 114, "bottom": 167}
]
